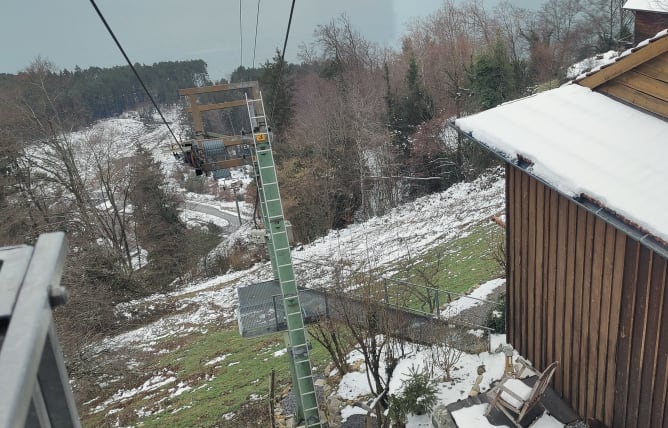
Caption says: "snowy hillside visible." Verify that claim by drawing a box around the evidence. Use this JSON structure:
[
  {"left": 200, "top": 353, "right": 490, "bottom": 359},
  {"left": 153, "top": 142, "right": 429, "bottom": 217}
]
[{"left": 67, "top": 111, "right": 533, "bottom": 427}]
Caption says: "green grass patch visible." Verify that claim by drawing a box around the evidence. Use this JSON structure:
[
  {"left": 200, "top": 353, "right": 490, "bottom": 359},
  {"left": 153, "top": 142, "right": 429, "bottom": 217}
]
[
  {"left": 86, "top": 325, "right": 332, "bottom": 428},
  {"left": 390, "top": 222, "right": 504, "bottom": 312}
]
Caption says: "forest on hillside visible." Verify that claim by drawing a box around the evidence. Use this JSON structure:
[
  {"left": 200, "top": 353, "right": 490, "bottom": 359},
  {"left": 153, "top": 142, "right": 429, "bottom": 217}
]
[
  {"left": 0, "top": 59, "right": 209, "bottom": 123},
  {"left": 244, "top": 0, "right": 634, "bottom": 242},
  {"left": 0, "top": 0, "right": 633, "bottom": 355}
]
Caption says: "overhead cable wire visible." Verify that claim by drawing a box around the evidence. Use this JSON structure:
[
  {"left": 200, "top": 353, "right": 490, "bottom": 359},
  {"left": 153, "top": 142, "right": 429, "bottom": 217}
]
[
  {"left": 281, "top": 0, "right": 296, "bottom": 62},
  {"left": 88, "top": 0, "right": 184, "bottom": 153},
  {"left": 269, "top": 0, "right": 296, "bottom": 124},
  {"left": 252, "top": 0, "right": 261, "bottom": 70},
  {"left": 239, "top": 0, "right": 244, "bottom": 72}
]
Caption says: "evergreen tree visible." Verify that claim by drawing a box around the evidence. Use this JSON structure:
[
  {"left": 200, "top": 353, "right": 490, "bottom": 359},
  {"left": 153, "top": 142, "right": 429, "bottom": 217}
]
[
  {"left": 470, "top": 39, "right": 520, "bottom": 110},
  {"left": 387, "top": 51, "right": 434, "bottom": 156},
  {"left": 260, "top": 50, "right": 295, "bottom": 140},
  {"left": 129, "top": 146, "right": 188, "bottom": 289},
  {"left": 230, "top": 65, "right": 262, "bottom": 83}
]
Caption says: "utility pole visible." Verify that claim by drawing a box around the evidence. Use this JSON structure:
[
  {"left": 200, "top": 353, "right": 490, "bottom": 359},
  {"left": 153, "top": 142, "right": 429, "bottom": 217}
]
[{"left": 232, "top": 180, "right": 243, "bottom": 226}]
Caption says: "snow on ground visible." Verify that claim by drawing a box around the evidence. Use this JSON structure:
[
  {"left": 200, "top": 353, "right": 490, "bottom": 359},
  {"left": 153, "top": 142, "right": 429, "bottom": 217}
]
[
  {"left": 179, "top": 207, "right": 230, "bottom": 229},
  {"left": 337, "top": 334, "right": 566, "bottom": 427},
  {"left": 292, "top": 170, "right": 505, "bottom": 288},
  {"left": 79, "top": 109, "right": 509, "bottom": 424},
  {"left": 566, "top": 50, "right": 618, "bottom": 79},
  {"left": 86, "top": 168, "right": 505, "bottom": 422},
  {"left": 441, "top": 278, "right": 505, "bottom": 318},
  {"left": 92, "top": 170, "right": 504, "bottom": 357},
  {"left": 91, "top": 371, "right": 177, "bottom": 414}
]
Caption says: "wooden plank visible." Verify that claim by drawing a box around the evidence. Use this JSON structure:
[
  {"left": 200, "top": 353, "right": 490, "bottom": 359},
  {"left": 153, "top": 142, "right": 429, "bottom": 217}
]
[
  {"left": 613, "top": 71, "right": 668, "bottom": 102},
  {"left": 613, "top": 239, "right": 640, "bottom": 428},
  {"left": 186, "top": 99, "right": 248, "bottom": 112},
  {"left": 664, "top": 358, "right": 668, "bottom": 428},
  {"left": 603, "top": 229, "right": 626, "bottom": 427},
  {"left": 512, "top": 167, "right": 523, "bottom": 348},
  {"left": 586, "top": 217, "right": 606, "bottom": 419},
  {"left": 562, "top": 201, "right": 577, "bottom": 402},
  {"left": 208, "top": 158, "right": 247, "bottom": 170},
  {"left": 520, "top": 171, "right": 530, "bottom": 357},
  {"left": 546, "top": 189, "right": 559, "bottom": 370},
  {"left": 534, "top": 180, "right": 545, "bottom": 373},
  {"left": 578, "top": 211, "right": 595, "bottom": 418},
  {"left": 638, "top": 254, "right": 667, "bottom": 428},
  {"left": 578, "top": 35, "right": 668, "bottom": 88},
  {"left": 527, "top": 176, "right": 537, "bottom": 361},
  {"left": 505, "top": 165, "right": 513, "bottom": 343},
  {"left": 188, "top": 94, "right": 204, "bottom": 134},
  {"left": 625, "top": 245, "right": 652, "bottom": 427},
  {"left": 595, "top": 224, "right": 615, "bottom": 420},
  {"left": 599, "top": 81, "right": 668, "bottom": 119},
  {"left": 541, "top": 185, "right": 551, "bottom": 370},
  {"left": 635, "top": 53, "right": 668, "bottom": 83},
  {"left": 554, "top": 194, "right": 568, "bottom": 392},
  {"left": 178, "top": 81, "right": 258, "bottom": 95},
  {"left": 654, "top": 259, "right": 668, "bottom": 428},
  {"left": 571, "top": 206, "right": 587, "bottom": 408}
]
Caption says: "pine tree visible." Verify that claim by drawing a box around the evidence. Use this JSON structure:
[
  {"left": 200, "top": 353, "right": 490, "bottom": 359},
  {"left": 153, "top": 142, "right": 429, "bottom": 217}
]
[
  {"left": 260, "top": 50, "right": 295, "bottom": 140},
  {"left": 387, "top": 51, "right": 434, "bottom": 156},
  {"left": 470, "top": 39, "right": 520, "bottom": 110}
]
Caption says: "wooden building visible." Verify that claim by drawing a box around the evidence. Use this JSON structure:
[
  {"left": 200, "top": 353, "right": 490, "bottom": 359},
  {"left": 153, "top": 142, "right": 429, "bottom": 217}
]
[
  {"left": 454, "top": 31, "right": 668, "bottom": 427},
  {"left": 624, "top": 0, "right": 668, "bottom": 44}
]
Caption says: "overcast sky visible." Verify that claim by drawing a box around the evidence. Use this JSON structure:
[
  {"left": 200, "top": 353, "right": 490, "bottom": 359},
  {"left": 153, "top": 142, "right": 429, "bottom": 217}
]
[{"left": 0, "top": 0, "right": 540, "bottom": 82}]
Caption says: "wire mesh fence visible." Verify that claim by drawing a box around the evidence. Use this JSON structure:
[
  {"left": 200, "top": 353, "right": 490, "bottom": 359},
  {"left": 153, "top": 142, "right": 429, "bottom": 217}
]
[{"left": 237, "top": 278, "right": 505, "bottom": 347}]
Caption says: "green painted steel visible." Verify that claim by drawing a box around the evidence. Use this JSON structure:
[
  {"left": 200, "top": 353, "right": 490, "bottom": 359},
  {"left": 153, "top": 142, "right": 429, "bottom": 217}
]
[{"left": 246, "top": 93, "right": 323, "bottom": 427}]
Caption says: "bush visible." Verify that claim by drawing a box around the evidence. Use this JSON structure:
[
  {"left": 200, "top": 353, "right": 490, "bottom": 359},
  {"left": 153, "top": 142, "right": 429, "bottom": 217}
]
[
  {"left": 485, "top": 295, "right": 506, "bottom": 333},
  {"left": 388, "top": 365, "right": 438, "bottom": 425}
]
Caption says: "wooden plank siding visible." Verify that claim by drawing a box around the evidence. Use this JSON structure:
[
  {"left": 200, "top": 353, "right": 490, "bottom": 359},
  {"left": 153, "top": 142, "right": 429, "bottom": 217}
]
[
  {"left": 615, "top": 248, "right": 668, "bottom": 428},
  {"left": 633, "top": 11, "right": 668, "bottom": 46},
  {"left": 579, "top": 49, "right": 668, "bottom": 119},
  {"left": 506, "top": 166, "right": 668, "bottom": 426},
  {"left": 506, "top": 165, "right": 668, "bottom": 427}
]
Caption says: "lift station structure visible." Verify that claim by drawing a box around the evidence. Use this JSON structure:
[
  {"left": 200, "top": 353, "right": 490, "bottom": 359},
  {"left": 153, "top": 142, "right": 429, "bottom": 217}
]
[{"left": 178, "top": 82, "right": 323, "bottom": 427}]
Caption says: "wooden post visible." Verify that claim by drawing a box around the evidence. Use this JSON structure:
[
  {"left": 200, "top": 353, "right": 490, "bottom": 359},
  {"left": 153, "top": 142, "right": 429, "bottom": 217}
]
[{"left": 269, "top": 369, "right": 276, "bottom": 428}]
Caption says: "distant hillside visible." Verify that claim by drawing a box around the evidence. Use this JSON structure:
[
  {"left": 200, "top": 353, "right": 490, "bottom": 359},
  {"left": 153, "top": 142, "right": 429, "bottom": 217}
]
[{"left": 0, "top": 59, "right": 210, "bottom": 124}]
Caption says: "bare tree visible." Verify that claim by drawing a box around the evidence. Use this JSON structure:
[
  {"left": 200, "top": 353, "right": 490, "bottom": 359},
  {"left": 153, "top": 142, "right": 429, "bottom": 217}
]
[
  {"left": 431, "top": 331, "right": 464, "bottom": 382},
  {"left": 308, "top": 318, "right": 354, "bottom": 376}
]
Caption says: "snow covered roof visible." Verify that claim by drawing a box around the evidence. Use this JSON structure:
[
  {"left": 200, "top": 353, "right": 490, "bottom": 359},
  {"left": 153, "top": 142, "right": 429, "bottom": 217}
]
[
  {"left": 454, "top": 83, "right": 668, "bottom": 248},
  {"left": 573, "top": 29, "right": 668, "bottom": 82},
  {"left": 623, "top": 0, "right": 668, "bottom": 12}
]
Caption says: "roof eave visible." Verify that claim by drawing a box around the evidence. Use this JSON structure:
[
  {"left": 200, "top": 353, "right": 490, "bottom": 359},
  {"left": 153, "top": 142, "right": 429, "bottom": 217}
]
[
  {"left": 576, "top": 29, "right": 668, "bottom": 88},
  {"left": 450, "top": 121, "right": 668, "bottom": 260}
]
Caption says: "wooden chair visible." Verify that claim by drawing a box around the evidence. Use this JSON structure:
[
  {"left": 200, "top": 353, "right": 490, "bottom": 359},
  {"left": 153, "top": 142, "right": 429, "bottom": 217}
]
[{"left": 485, "top": 360, "right": 559, "bottom": 427}]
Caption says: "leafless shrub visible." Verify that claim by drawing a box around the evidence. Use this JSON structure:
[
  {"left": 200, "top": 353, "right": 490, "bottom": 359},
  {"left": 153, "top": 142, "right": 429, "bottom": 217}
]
[{"left": 431, "top": 330, "right": 464, "bottom": 382}]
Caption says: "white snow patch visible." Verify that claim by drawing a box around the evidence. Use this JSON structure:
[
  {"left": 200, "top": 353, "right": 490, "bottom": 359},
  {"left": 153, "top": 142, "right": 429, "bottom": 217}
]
[
  {"left": 92, "top": 374, "right": 176, "bottom": 413},
  {"left": 205, "top": 354, "right": 231, "bottom": 366},
  {"left": 170, "top": 382, "right": 192, "bottom": 397},
  {"left": 566, "top": 50, "right": 618, "bottom": 79},
  {"left": 341, "top": 405, "right": 368, "bottom": 422},
  {"left": 338, "top": 371, "right": 373, "bottom": 400},
  {"left": 441, "top": 278, "right": 505, "bottom": 318},
  {"left": 451, "top": 404, "right": 506, "bottom": 427},
  {"left": 623, "top": 0, "right": 668, "bottom": 12}
]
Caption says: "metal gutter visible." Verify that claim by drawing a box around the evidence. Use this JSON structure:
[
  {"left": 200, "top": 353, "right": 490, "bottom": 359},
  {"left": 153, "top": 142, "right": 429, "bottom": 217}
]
[{"left": 451, "top": 123, "right": 668, "bottom": 260}]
